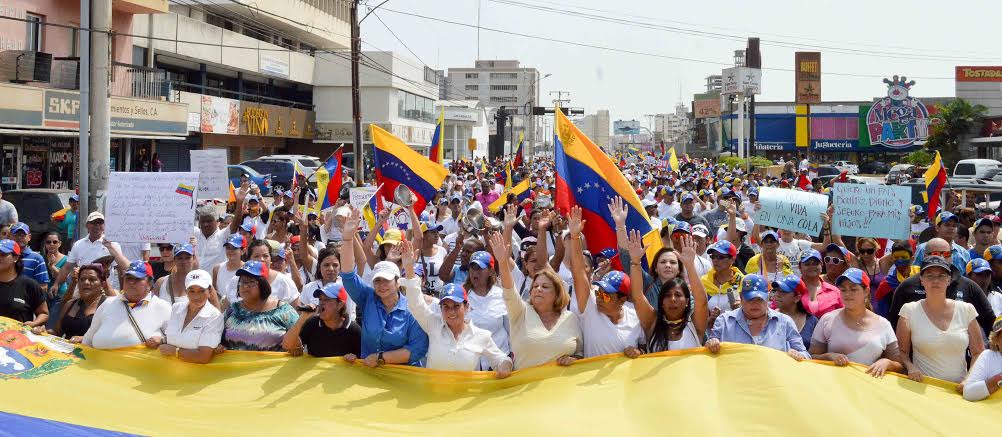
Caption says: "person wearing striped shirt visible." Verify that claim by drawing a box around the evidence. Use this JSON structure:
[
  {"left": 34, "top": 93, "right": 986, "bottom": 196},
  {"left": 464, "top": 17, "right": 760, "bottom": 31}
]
[{"left": 10, "top": 222, "right": 49, "bottom": 286}]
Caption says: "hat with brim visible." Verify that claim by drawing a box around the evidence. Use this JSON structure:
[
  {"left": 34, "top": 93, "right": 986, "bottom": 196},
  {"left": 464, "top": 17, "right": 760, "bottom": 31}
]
[
  {"left": 740, "top": 274, "right": 769, "bottom": 301},
  {"left": 592, "top": 271, "right": 630, "bottom": 295},
  {"left": 314, "top": 282, "right": 348, "bottom": 301},
  {"left": 440, "top": 284, "right": 467, "bottom": 303},
  {"left": 372, "top": 261, "right": 401, "bottom": 281},
  {"left": 920, "top": 255, "right": 951, "bottom": 275}
]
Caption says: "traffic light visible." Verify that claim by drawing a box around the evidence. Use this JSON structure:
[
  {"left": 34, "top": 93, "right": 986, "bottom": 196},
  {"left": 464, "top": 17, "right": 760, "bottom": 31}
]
[{"left": 532, "top": 106, "right": 584, "bottom": 115}]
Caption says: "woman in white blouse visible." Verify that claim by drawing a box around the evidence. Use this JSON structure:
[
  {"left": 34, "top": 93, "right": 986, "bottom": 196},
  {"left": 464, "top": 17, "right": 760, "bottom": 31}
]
[
  {"left": 897, "top": 256, "right": 985, "bottom": 383},
  {"left": 400, "top": 240, "right": 512, "bottom": 377},
  {"left": 487, "top": 231, "right": 581, "bottom": 370},
  {"left": 461, "top": 249, "right": 510, "bottom": 370},
  {"left": 809, "top": 268, "right": 903, "bottom": 377},
  {"left": 961, "top": 316, "right": 1002, "bottom": 401},
  {"left": 158, "top": 269, "right": 224, "bottom": 364}
]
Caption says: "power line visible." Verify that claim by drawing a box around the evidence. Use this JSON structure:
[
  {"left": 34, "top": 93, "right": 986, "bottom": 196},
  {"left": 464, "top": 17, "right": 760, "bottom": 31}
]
[
  {"left": 378, "top": 7, "right": 956, "bottom": 80},
  {"left": 371, "top": 12, "right": 429, "bottom": 69},
  {"left": 488, "top": 0, "right": 1002, "bottom": 62}
]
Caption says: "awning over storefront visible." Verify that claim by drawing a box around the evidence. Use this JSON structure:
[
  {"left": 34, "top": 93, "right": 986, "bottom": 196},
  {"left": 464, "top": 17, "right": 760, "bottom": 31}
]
[{"left": 0, "top": 129, "right": 186, "bottom": 141}]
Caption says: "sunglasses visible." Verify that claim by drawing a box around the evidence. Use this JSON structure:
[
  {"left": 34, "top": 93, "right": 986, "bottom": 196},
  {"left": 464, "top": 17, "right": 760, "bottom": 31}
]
[
  {"left": 859, "top": 248, "right": 876, "bottom": 255},
  {"left": 823, "top": 256, "right": 843, "bottom": 265},
  {"left": 595, "top": 290, "right": 624, "bottom": 303},
  {"left": 927, "top": 250, "right": 951, "bottom": 258},
  {"left": 90, "top": 220, "right": 105, "bottom": 225},
  {"left": 45, "top": 240, "right": 60, "bottom": 245},
  {"left": 710, "top": 254, "right": 732, "bottom": 261}
]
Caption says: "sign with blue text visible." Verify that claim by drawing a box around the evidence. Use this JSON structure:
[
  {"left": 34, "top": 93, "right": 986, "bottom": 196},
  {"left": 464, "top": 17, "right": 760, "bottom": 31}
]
[
  {"left": 831, "top": 183, "right": 910, "bottom": 240},
  {"left": 754, "top": 187, "right": 829, "bottom": 237}
]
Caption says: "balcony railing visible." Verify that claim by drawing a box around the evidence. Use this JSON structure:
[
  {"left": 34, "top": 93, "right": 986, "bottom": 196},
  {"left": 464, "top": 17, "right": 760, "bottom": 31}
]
[{"left": 4, "top": 54, "right": 178, "bottom": 102}]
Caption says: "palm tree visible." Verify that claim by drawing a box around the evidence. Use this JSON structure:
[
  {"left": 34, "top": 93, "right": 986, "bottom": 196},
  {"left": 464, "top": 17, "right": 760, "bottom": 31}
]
[{"left": 926, "top": 98, "right": 987, "bottom": 166}]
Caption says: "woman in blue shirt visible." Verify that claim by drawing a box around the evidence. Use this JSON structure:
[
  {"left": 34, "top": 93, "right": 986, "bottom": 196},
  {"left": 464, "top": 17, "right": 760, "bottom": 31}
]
[
  {"left": 705, "top": 274, "right": 810, "bottom": 361},
  {"left": 339, "top": 207, "right": 429, "bottom": 367}
]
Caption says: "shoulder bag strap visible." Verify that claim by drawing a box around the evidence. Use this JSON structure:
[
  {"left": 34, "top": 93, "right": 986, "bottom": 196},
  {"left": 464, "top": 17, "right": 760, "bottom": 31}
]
[{"left": 122, "top": 301, "right": 147, "bottom": 344}]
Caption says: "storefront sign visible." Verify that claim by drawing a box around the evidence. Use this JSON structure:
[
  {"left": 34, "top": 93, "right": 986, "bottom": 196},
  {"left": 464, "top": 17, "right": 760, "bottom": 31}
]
[
  {"left": 865, "top": 76, "right": 930, "bottom": 149},
  {"left": 260, "top": 53, "right": 290, "bottom": 78},
  {"left": 722, "top": 67, "right": 761, "bottom": 96},
  {"left": 442, "top": 107, "right": 478, "bottom": 122},
  {"left": 200, "top": 95, "right": 240, "bottom": 134},
  {"left": 14, "top": 85, "right": 188, "bottom": 135},
  {"left": 314, "top": 122, "right": 430, "bottom": 145},
  {"left": 795, "top": 52, "right": 821, "bottom": 104},
  {"left": 955, "top": 66, "right": 1002, "bottom": 82},
  {"left": 237, "top": 102, "right": 315, "bottom": 139},
  {"left": 0, "top": 84, "right": 43, "bottom": 128},
  {"left": 693, "top": 96, "right": 721, "bottom": 119},
  {"left": 811, "top": 139, "right": 858, "bottom": 151}
]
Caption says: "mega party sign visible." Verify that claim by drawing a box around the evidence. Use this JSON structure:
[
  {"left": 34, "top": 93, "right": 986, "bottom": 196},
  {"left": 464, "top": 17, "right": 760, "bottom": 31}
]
[{"left": 865, "top": 75, "right": 930, "bottom": 148}]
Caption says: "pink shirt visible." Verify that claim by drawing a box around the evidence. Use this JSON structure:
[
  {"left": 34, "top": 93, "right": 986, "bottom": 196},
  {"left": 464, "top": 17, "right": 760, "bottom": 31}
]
[
  {"left": 801, "top": 281, "right": 844, "bottom": 317},
  {"left": 476, "top": 191, "right": 500, "bottom": 212}
]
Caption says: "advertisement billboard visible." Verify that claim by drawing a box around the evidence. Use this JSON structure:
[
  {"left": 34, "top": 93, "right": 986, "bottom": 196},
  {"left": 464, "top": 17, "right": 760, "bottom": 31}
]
[
  {"left": 722, "top": 67, "right": 761, "bottom": 96},
  {"left": 795, "top": 52, "right": 821, "bottom": 104},
  {"left": 200, "top": 95, "right": 240, "bottom": 134},
  {"left": 956, "top": 66, "right": 1002, "bottom": 82},
  {"left": 693, "top": 92, "right": 721, "bottom": 119},
  {"left": 865, "top": 76, "right": 930, "bottom": 148},
  {"left": 613, "top": 120, "right": 641, "bottom": 135}
]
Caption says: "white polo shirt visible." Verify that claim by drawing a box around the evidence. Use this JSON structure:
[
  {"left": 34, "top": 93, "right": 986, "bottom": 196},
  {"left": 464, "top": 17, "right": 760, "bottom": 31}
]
[
  {"left": 82, "top": 294, "right": 171, "bottom": 350},
  {"left": 194, "top": 227, "right": 230, "bottom": 270},
  {"left": 572, "top": 291, "right": 644, "bottom": 358},
  {"left": 163, "top": 301, "right": 224, "bottom": 350},
  {"left": 67, "top": 236, "right": 122, "bottom": 266},
  {"left": 223, "top": 272, "right": 300, "bottom": 305}
]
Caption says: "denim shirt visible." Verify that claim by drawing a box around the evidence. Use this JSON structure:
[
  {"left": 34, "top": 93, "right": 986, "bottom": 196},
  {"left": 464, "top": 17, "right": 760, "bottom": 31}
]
[
  {"left": 340, "top": 270, "right": 429, "bottom": 366},
  {"left": 709, "top": 308, "right": 810, "bottom": 357}
]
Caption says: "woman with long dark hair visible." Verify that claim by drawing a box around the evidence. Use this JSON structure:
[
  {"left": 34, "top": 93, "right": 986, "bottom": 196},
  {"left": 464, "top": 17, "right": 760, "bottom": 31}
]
[{"left": 626, "top": 231, "right": 708, "bottom": 352}]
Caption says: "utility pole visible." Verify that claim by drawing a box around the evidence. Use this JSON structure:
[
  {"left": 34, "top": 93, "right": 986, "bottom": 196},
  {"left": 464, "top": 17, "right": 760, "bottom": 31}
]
[
  {"left": 550, "top": 90, "right": 571, "bottom": 108},
  {"left": 90, "top": 0, "right": 112, "bottom": 209},
  {"left": 350, "top": 0, "right": 364, "bottom": 183},
  {"left": 78, "top": 0, "right": 90, "bottom": 238}
]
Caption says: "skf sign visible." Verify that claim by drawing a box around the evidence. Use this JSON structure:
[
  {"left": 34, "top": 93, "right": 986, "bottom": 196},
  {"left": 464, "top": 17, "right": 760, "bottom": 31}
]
[
  {"left": 42, "top": 90, "right": 83, "bottom": 128},
  {"left": 48, "top": 96, "right": 80, "bottom": 116},
  {"left": 243, "top": 108, "right": 269, "bottom": 135}
]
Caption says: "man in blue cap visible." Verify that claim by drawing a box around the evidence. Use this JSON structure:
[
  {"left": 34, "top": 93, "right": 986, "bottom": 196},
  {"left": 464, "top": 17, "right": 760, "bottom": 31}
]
[
  {"left": 674, "top": 192, "right": 710, "bottom": 230},
  {"left": 10, "top": 223, "right": 48, "bottom": 287},
  {"left": 913, "top": 212, "right": 970, "bottom": 272}
]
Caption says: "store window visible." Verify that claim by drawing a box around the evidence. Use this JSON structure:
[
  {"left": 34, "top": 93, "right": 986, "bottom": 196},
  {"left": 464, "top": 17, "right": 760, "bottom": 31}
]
[
  {"left": 20, "top": 138, "right": 75, "bottom": 190},
  {"left": 25, "top": 13, "right": 43, "bottom": 52}
]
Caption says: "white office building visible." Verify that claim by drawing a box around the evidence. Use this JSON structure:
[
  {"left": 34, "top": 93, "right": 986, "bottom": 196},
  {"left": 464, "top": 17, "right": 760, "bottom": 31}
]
[
  {"left": 444, "top": 60, "right": 542, "bottom": 153},
  {"left": 573, "top": 110, "right": 611, "bottom": 148}
]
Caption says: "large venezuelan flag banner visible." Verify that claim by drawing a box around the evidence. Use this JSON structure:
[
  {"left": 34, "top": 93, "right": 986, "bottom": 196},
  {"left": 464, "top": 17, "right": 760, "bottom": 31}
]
[
  {"left": 0, "top": 317, "right": 1000, "bottom": 435},
  {"left": 371, "top": 124, "right": 449, "bottom": 213}
]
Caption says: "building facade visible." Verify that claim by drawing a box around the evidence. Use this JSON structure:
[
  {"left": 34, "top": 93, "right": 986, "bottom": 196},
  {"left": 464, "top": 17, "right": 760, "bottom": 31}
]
[
  {"left": 573, "top": 109, "right": 610, "bottom": 149},
  {"left": 445, "top": 60, "right": 541, "bottom": 153}
]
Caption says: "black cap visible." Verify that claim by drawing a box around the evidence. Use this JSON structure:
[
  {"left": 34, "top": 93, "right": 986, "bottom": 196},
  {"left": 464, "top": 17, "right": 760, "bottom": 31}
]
[{"left": 920, "top": 256, "right": 951, "bottom": 274}]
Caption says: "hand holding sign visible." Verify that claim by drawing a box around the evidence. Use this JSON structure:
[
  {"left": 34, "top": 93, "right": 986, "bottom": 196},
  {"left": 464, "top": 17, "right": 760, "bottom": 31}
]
[{"left": 753, "top": 187, "right": 829, "bottom": 238}]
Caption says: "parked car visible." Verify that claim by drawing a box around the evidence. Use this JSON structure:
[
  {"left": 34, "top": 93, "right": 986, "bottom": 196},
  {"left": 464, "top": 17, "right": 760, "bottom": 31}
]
[
  {"left": 257, "top": 155, "right": 323, "bottom": 173},
  {"left": 816, "top": 174, "right": 874, "bottom": 188},
  {"left": 859, "top": 160, "right": 890, "bottom": 174},
  {"left": 227, "top": 165, "right": 272, "bottom": 195},
  {"left": 885, "top": 164, "right": 915, "bottom": 185},
  {"left": 815, "top": 166, "right": 841, "bottom": 178},
  {"left": 833, "top": 160, "right": 859, "bottom": 175},
  {"left": 953, "top": 159, "right": 1002, "bottom": 180},
  {"left": 4, "top": 189, "right": 73, "bottom": 251},
  {"left": 239, "top": 159, "right": 312, "bottom": 192}
]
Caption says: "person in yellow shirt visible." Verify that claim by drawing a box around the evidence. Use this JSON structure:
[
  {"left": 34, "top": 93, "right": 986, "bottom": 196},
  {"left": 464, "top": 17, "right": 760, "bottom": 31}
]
[
  {"left": 745, "top": 230, "right": 793, "bottom": 283},
  {"left": 701, "top": 241, "right": 744, "bottom": 325}
]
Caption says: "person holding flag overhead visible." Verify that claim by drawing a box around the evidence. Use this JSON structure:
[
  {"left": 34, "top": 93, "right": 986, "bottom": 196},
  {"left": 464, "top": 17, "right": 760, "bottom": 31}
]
[
  {"left": 371, "top": 124, "right": 449, "bottom": 215},
  {"left": 923, "top": 151, "right": 947, "bottom": 221},
  {"left": 314, "top": 147, "right": 344, "bottom": 213},
  {"left": 429, "top": 109, "right": 445, "bottom": 165}
]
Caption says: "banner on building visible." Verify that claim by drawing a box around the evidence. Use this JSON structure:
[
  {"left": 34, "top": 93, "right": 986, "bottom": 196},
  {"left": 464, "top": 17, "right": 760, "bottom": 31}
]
[
  {"left": 955, "top": 66, "right": 1002, "bottom": 82},
  {"left": 200, "top": 96, "right": 240, "bottom": 134},
  {"left": 865, "top": 76, "right": 930, "bottom": 148},
  {"left": 795, "top": 52, "right": 821, "bottom": 104},
  {"left": 693, "top": 92, "right": 722, "bottom": 119}
]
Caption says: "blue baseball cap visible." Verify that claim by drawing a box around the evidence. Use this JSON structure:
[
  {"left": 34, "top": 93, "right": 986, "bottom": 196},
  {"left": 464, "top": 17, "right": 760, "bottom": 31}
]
[
  {"left": 593, "top": 270, "right": 631, "bottom": 295},
  {"left": 173, "top": 243, "right": 194, "bottom": 256},
  {"left": 707, "top": 240, "right": 737, "bottom": 258},
  {"left": 967, "top": 258, "right": 991, "bottom": 275},
  {"left": 759, "top": 230, "right": 779, "bottom": 242},
  {"left": 0, "top": 240, "right": 21, "bottom": 256},
  {"left": 440, "top": 283, "right": 468, "bottom": 303},
  {"left": 276, "top": 246, "right": 287, "bottom": 260},
  {"left": 469, "top": 251, "right": 494, "bottom": 270},
  {"left": 681, "top": 192, "right": 695, "bottom": 203},
  {"left": 246, "top": 194, "right": 260, "bottom": 203},
  {"left": 239, "top": 219, "right": 257, "bottom": 234},
  {"left": 672, "top": 221, "right": 692, "bottom": 235},
  {"left": 225, "top": 234, "right": 247, "bottom": 249},
  {"left": 741, "top": 274, "right": 769, "bottom": 301},
  {"left": 825, "top": 244, "right": 850, "bottom": 259},
  {"left": 984, "top": 245, "right": 1002, "bottom": 261},
  {"left": 236, "top": 260, "right": 268, "bottom": 279},
  {"left": 597, "top": 248, "right": 618, "bottom": 260},
  {"left": 748, "top": 188, "right": 759, "bottom": 197},
  {"left": 10, "top": 222, "right": 28, "bottom": 235},
  {"left": 974, "top": 217, "right": 995, "bottom": 231},
  {"left": 910, "top": 205, "right": 925, "bottom": 216},
  {"left": 125, "top": 261, "right": 153, "bottom": 279},
  {"left": 283, "top": 190, "right": 294, "bottom": 199},
  {"left": 935, "top": 211, "right": 958, "bottom": 226},
  {"left": 836, "top": 268, "right": 871, "bottom": 289},
  {"left": 313, "top": 282, "right": 347, "bottom": 301},
  {"left": 800, "top": 249, "right": 823, "bottom": 264},
  {"left": 772, "top": 274, "right": 806, "bottom": 295}
]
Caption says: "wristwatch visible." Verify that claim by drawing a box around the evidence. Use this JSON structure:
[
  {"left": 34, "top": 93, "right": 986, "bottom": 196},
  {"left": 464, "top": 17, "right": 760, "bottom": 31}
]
[
  {"left": 377, "top": 351, "right": 385, "bottom": 366},
  {"left": 996, "top": 377, "right": 1002, "bottom": 388}
]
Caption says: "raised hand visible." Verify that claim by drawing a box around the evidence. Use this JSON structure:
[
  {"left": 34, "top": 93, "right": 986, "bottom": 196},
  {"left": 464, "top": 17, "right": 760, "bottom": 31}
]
[
  {"left": 487, "top": 232, "right": 510, "bottom": 264},
  {"left": 676, "top": 234, "right": 697, "bottom": 266},
  {"left": 608, "top": 196, "right": 628, "bottom": 226},
  {"left": 568, "top": 206, "right": 585, "bottom": 238},
  {"left": 400, "top": 239, "right": 418, "bottom": 278},
  {"left": 342, "top": 207, "right": 361, "bottom": 237},
  {"left": 626, "top": 229, "right": 646, "bottom": 260},
  {"left": 503, "top": 204, "right": 518, "bottom": 229}
]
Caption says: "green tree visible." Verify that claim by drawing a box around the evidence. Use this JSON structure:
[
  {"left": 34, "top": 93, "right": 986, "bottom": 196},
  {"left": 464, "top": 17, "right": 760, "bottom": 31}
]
[
  {"left": 903, "top": 150, "right": 934, "bottom": 166},
  {"left": 925, "top": 98, "right": 987, "bottom": 165}
]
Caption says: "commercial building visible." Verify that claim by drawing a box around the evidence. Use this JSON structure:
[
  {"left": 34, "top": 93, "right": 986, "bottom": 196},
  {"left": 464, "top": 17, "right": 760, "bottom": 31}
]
[
  {"left": 444, "top": 60, "right": 542, "bottom": 152},
  {"left": 956, "top": 66, "right": 1002, "bottom": 160},
  {"left": 313, "top": 50, "right": 439, "bottom": 158},
  {"left": 132, "top": 1, "right": 351, "bottom": 168},
  {"left": 654, "top": 104, "right": 691, "bottom": 154},
  {"left": 573, "top": 109, "right": 610, "bottom": 149},
  {"left": 435, "top": 101, "right": 489, "bottom": 161},
  {"left": 0, "top": 0, "right": 181, "bottom": 191}
]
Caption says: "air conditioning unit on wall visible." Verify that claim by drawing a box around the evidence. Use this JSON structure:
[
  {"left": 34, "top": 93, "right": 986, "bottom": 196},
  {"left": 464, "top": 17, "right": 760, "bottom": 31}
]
[{"left": 0, "top": 50, "right": 53, "bottom": 83}]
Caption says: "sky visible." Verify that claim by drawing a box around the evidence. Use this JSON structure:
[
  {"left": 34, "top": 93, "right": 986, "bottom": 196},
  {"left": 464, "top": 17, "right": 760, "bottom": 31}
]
[{"left": 361, "top": 0, "right": 1002, "bottom": 126}]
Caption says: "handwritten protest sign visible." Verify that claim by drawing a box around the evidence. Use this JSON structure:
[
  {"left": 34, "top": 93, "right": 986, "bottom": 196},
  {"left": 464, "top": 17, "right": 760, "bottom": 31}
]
[
  {"left": 349, "top": 187, "right": 379, "bottom": 211},
  {"left": 831, "top": 183, "right": 910, "bottom": 240},
  {"left": 754, "top": 187, "right": 829, "bottom": 237},
  {"left": 190, "top": 149, "right": 229, "bottom": 199},
  {"left": 105, "top": 172, "right": 199, "bottom": 243}
]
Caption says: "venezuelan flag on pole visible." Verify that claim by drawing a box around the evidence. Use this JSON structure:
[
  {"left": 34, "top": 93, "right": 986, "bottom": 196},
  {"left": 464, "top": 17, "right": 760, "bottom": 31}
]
[
  {"left": 512, "top": 132, "right": 524, "bottom": 168},
  {"left": 553, "top": 106, "right": 661, "bottom": 270},
  {"left": 922, "top": 151, "right": 947, "bottom": 221},
  {"left": 429, "top": 108, "right": 444, "bottom": 164},
  {"left": 314, "top": 147, "right": 344, "bottom": 212},
  {"left": 371, "top": 124, "right": 449, "bottom": 213}
]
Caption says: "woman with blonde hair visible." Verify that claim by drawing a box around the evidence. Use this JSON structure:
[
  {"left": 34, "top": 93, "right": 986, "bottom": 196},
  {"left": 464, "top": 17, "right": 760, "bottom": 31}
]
[
  {"left": 961, "top": 315, "right": 1002, "bottom": 401},
  {"left": 488, "top": 231, "right": 582, "bottom": 369}
]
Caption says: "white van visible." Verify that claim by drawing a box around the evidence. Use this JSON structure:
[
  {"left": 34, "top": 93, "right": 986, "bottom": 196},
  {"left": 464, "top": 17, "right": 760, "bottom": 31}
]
[{"left": 953, "top": 159, "right": 1002, "bottom": 180}]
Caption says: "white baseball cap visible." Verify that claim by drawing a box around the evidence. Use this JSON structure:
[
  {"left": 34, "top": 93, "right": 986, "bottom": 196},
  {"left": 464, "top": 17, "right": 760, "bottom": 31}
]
[
  {"left": 185, "top": 269, "right": 212, "bottom": 290},
  {"left": 372, "top": 261, "right": 401, "bottom": 281},
  {"left": 691, "top": 224, "right": 710, "bottom": 238}
]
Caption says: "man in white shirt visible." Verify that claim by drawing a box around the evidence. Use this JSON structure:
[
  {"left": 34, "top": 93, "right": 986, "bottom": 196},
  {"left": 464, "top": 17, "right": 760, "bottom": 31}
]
[
  {"left": 193, "top": 205, "right": 229, "bottom": 270},
  {"left": 82, "top": 261, "right": 171, "bottom": 350},
  {"left": 51, "top": 212, "right": 121, "bottom": 296},
  {"left": 657, "top": 188, "right": 681, "bottom": 219}
]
